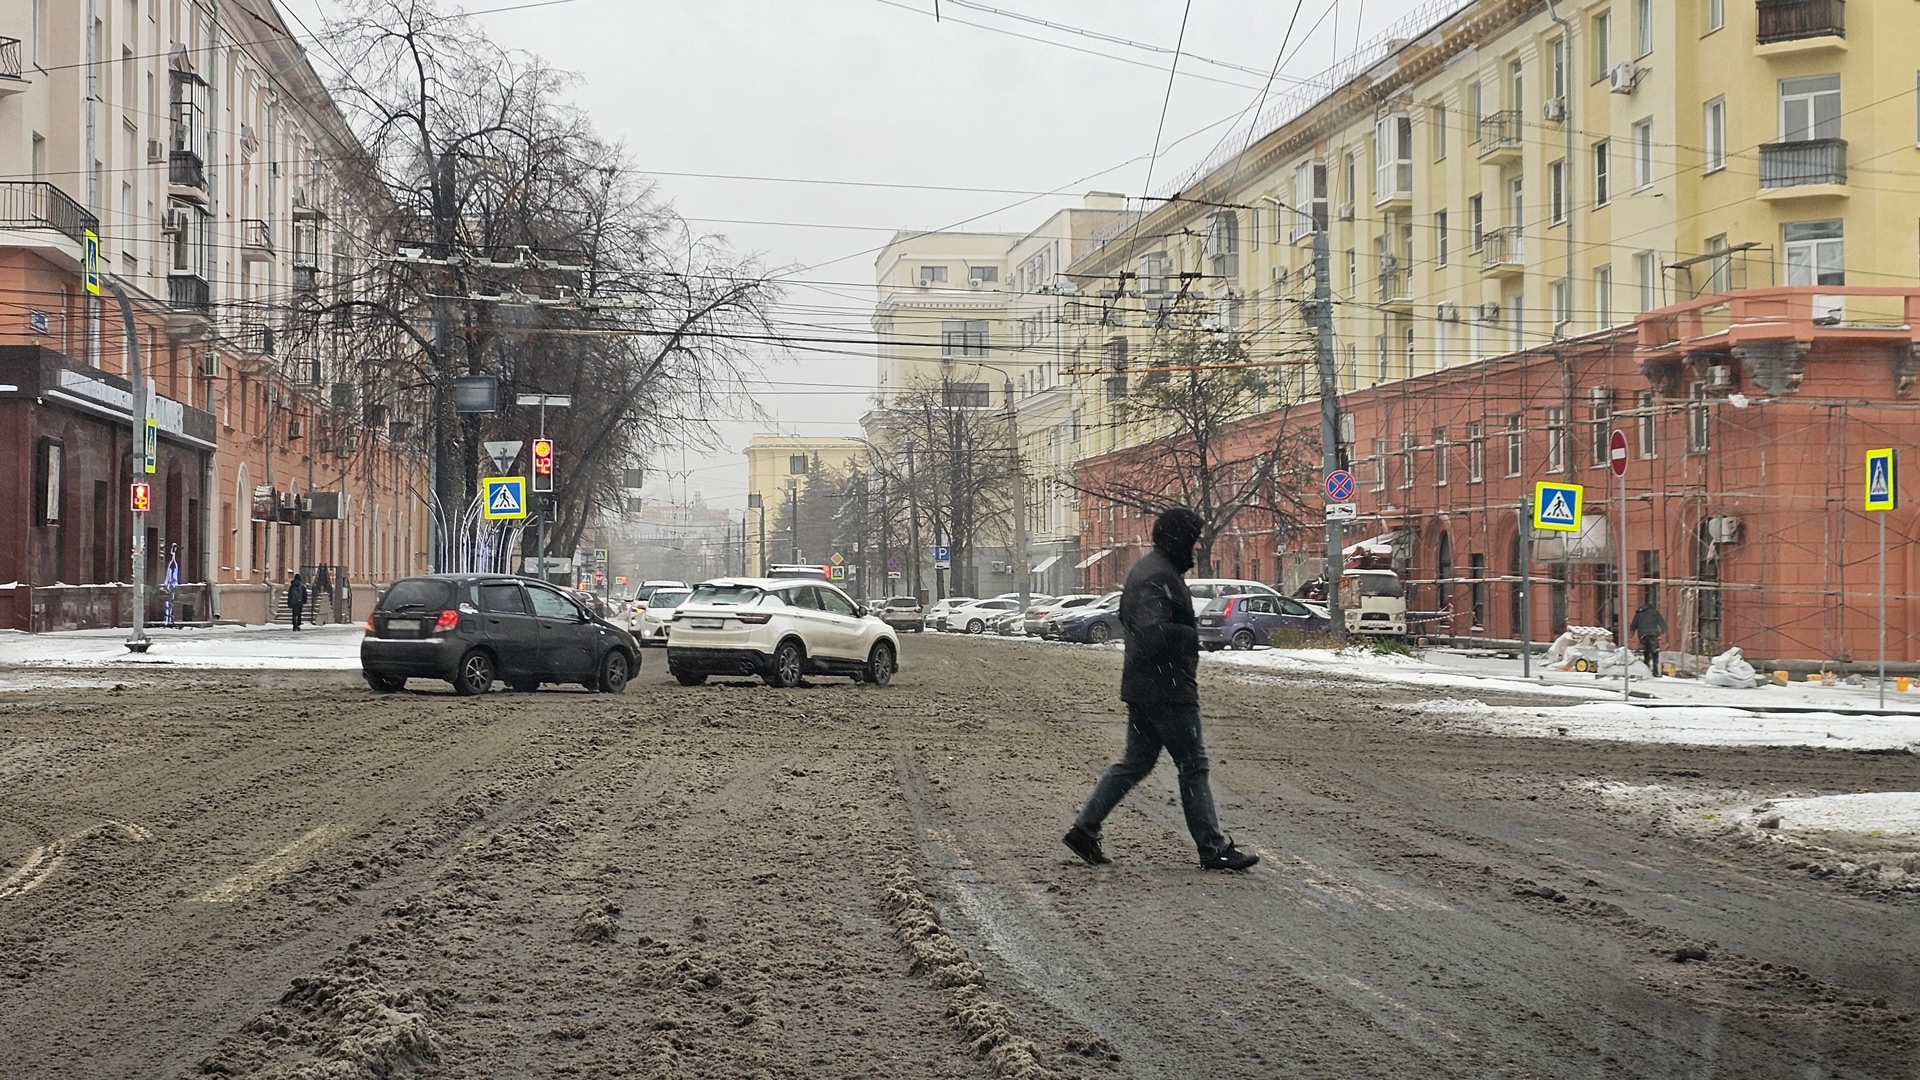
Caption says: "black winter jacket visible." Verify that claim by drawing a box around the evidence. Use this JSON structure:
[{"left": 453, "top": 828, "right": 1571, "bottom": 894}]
[{"left": 1119, "top": 549, "right": 1199, "bottom": 704}]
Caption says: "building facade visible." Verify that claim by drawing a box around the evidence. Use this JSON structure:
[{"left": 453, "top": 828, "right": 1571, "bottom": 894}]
[
  {"left": 742, "top": 434, "right": 864, "bottom": 574},
  {"left": 0, "top": 0, "right": 428, "bottom": 628}
]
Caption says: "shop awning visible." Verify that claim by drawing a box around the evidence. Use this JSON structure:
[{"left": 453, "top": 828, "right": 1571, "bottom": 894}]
[
  {"left": 1074, "top": 548, "right": 1113, "bottom": 569},
  {"left": 1029, "top": 554, "right": 1062, "bottom": 574}
]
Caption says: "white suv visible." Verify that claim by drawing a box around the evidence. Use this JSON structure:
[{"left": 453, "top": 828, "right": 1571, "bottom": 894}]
[{"left": 666, "top": 578, "right": 900, "bottom": 688}]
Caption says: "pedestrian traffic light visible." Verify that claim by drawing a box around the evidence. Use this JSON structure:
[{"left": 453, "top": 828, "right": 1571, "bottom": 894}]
[
  {"left": 532, "top": 438, "right": 554, "bottom": 493},
  {"left": 130, "top": 482, "right": 151, "bottom": 512}
]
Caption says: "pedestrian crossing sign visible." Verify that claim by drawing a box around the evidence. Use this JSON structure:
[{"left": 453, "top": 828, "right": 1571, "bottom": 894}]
[
  {"left": 482, "top": 476, "right": 528, "bottom": 520},
  {"left": 1865, "top": 448, "right": 1898, "bottom": 512},
  {"left": 1532, "top": 481, "right": 1583, "bottom": 532}
]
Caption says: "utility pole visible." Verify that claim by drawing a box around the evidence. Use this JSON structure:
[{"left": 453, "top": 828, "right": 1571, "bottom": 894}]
[
  {"left": 1003, "top": 376, "right": 1029, "bottom": 608},
  {"left": 905, "top": 444, "right": 923, "bottom": 599},
  {"left": 106, "top": 279, "right": 150, "bottom": 653},
  {"left": 788, "top": 480, "right": 800, "bottom": 563},
  {"left": 1310, "top": 220, "right": 1346, "bottom": 641}
]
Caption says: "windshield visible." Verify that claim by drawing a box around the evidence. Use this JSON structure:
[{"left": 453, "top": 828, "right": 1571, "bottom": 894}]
[
  {"left": 688, "top": 583, "right": 765, "bottom": 606},
  {"left": 1353, "top": 574, "right": 1405, "bottom": 599},
  {"left": 380, "top": 578, "right": 453, "bottom": 612},
  {"left": 648, "top": 589, "right": 691, "bottom": 610},
  {"left": 1202, "top": 596, "right": 1233, "bottom": 614}
]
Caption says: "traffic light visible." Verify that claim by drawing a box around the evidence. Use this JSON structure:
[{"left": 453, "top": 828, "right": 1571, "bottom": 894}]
[
  {"left": 130, "top": 482, "right": 151, "bottom": 512},
  {"left": 532, "top": 438, "right": 555, "bottom": 493}
]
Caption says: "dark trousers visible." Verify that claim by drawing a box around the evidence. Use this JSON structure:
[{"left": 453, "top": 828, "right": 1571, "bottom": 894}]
[
  {"left": 1074, "top": 701, "right": 1229, "bottom": 857},
  {"left": 1639, "top": 635, "right": 1659, "bottom": 671},
  {"left": 291, "top": 600, "right": 305, "bottom": 631}
]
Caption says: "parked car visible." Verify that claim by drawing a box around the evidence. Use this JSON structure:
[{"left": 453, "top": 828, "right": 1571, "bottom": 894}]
[
  {"left": 1184, "top": 578, "right": 1281, "bottom": 615},
  {"left": 880, "top": 596, "right": 925, "bottom": 632},
  {"left": 1045, "top": 591, "right": 1120, "bottom": 639},
  {"left": 665, "top": 577, "right": 899, "bottom": 688},
  {"left": 1023, "top": 593, "right": 1101, "bottom": 636},
  {"left": 947, "top": 597, "right": 1024, "bottom": 634},
  {"left": 362, "top": 574, "right": 640, "bottom": 695},
  {"left": 1053, "top": 592, "right": 1124, "bottom": 644},
  {"left": 1197, "top": 593, "right": 1329, "bottom": 650},
  {"left": 926, "top": 597, "right": 976, "bottom": 632},
  {"left": 631, "top": 585, "right": 692, "bottom": 646}
]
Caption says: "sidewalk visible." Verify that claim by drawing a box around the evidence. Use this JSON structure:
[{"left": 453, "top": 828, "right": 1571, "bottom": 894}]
[{"left": 0, "top": 623, "right": 365, "bottom": 672}]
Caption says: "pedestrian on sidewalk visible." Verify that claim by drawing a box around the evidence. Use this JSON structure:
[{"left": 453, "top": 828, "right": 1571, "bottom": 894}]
[
  {"left": 1064, "top": 507, "right": 1259, "bottom": 872},
  {"left": 1630, "top": 599, "right": 1666, "bottom": 675},
  {"left": 287, "top": 573, "right": 309, "bottom": 632}
]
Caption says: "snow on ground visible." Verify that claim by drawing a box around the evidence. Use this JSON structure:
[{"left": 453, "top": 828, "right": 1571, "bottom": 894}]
[
  {"left": 0, "top": 623, "right": 364, "bottom": 672},
  {"left": 1765, "top": 792, "right": 1920, "bottom": 837},
  {"left": 1412, "top": 697, "right": 1920, "bottom": 752}
]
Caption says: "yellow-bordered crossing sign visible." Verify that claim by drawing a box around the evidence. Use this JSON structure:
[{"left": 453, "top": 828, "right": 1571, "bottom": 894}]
[
  {"left": 1532, "top": 481, "right": 1583, "bottom": 532},
  {"left": 483, "top": 476, "right": 528, "bottom": 520},
  {"left": 1865, "top": 448, "right": 1898, "bottom": 512}
]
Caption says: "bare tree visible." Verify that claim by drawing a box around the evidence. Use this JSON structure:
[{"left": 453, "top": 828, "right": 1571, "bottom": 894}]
[{"left": 861, "top": 380, "right": 1015, "bottom": 597}]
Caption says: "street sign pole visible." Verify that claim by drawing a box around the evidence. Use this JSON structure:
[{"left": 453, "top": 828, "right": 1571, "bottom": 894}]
[
  {"left": 1866, "top": 448, "right": 1898, "bottom": 707},
  {"left": 1519, "top": 496, "right": 1531, "bottom": 678},
  {"left": 1611, "top": 429, "right": 1630, "bottom": 700}
]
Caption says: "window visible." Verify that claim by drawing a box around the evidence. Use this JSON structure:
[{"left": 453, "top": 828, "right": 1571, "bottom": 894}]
[
  {"left": 1347, "top": 248, "right": 1356, "bottom": 291},
  {"left": 1687, "top": 383, "right": 1710, "bottom": 453},
  {"left": 1291, "top": 160, "right": 1328, "bottom": 239},
  {"left": 528, "top": 585, "right": 581, "bottom": 621},
  {"left": 1376, "top": 333, "right": 1392, "bottom": 383},
  {"left": 1639, "top": 549, "right": 1661, "bottom": 607},
  {"left": 1704, "top": 97, "right": 1726, "bottom": 172},
  {"left": 1594, "top": 140, "right": 1612, "bottom": 207},
  {"left": 1549, "top": 159, "right": 1567, "bottom": 224},
  {"left": 1779, "top": 75, "right": 1841, "bottom": 142},
  {"left": 1433, "top": 103, "right": 1447, "bottom": 160},
  {"left": 945, "top": 382, "right": 991, "bottom": 409},
  {"left": 1206, "top": 210, "right": 1240, "bottom": 278},
  {"left": 1636, "top": 389, "right": 1658, "bottom": 458},
  {"left": 1509, "top": 58, "right": 1524, "bottom": 112},
  {"left": 1595, "top": 264, "right": 1614, "bottom": 327},
  {"left": 1435, "top": 210, "right": 1449, "bottom": 266},
  {"left": 1468, "top": 82, "right": 1483, "bottom": 141},
  {"left": 1436, "top": 319, "right": 1452, "bottom": 369},
  {"left": 1509, "top": 291, "right": 1525, "bottom": 351},
  {"left": 918, "top": 265, "right": 948, "bottom": 284},
  {"left": 1470, "top": 554, "right": 1488, "bottom": 628},
  {"left": 1505, "top": 414, "right": 1524, "bottom": 477},
  {"left": 1706, "top": 0, "right": 1724, "bottom": 33},
  {"left": 1635, "top": 250, "right": 1659, "bottom": 311},
  {"left": 1467, "top": 422, "right": 1485, "bottom": 482},
  {"left": 1549, "top": 37, "right": 1567, "bottom": 103},
  {"left": 1468, "top": 195, "right": 1484, "bottom": 251},
  {"left": 1632, "top": 119, "right": 1654, "bottom": 189},
  {"left": 1593, "top": 11, "right": 1612, "bottom": 75},
  {"left": 1434, "top": 428, "right": 1449, "bottom": 486},
  {"left": 940, "top": 319, "right": 989, "bottom": 357},
  {"left": 1546, "top": 407, "right": 1568, "bottom": 473},
  {"left": 1551, "top": 279, "right": 1570, "bottom": 334},
  {"left": 1249, "top": 206, "right": 1261, "bottom": 251},
  {"left": 1404, "top": 325, "right": 1416, "bottom": 377},
  {"left": 1589, "top": 388, "right": 1613, "bottom": 466},
  {"left": 1400, "top": 433, "right": 1416, "bottom": 490},
  {"left": 1343, "top": 152, "right": 1356, "bottom": 205},
  {"left": 968, "top": 266, "right": 998, "bottom": 283},
  {"left": 1784, "top": 219, "right": 1844, "bottom": 286},
  {"left": 479, "top": 582, "right": 530, "bottom": 615},
  {"left": 1372, "top": 437, "right": 1389, "bottom": 491},
  {"left": 1374, "top": 113, "right": 1413, "bottom": 200},
  {"left": 169, "top": 70, "right": 209, "bottom": 162},
  {"left": 1634, "top": 0, "right": 1653, "bottom": 57},
  {"left": 1705, "top": 234, "right": 1732, "bottom": 294},
  {"left": 789, "top": 455, "right": 808, "bottom": 475}
]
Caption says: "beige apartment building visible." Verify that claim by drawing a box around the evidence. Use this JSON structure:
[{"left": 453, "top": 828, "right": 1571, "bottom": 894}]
[
  {"left": 0, "top": 0, "right": 428, "bottom": 627},
  {"left": 1066, "top": 0, "right": 1920, "bottom": 460},
  {"left": 742, "top": 433, "right": 863, "bottom": 573}
]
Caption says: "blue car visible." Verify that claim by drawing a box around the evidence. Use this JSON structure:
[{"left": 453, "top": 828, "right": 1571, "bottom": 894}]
[
  {"left": 1052, "top": 593, "right": 1123, "bottom": 644},
  {"left": 1197, "top": 593, "right": 1329, "bottom": 650}
]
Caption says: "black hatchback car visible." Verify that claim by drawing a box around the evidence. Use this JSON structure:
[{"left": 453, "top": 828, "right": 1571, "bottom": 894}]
[{"left": 361, "top": 574, "right": 640, "bottom": 695}]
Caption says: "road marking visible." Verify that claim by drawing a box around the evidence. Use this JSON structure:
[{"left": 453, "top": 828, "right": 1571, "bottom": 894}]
[{"left": 196, "top": 824, "right": 342, "bottom": 903}]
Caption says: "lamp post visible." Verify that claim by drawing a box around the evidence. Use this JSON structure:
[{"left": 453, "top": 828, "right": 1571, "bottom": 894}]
[{"left": 104, "top": 277, "right": 150, "bottom": 652}]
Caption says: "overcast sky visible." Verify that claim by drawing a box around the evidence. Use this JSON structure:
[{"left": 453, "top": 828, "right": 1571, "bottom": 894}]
[{"left": 281, "top": 0, "right": 1428, "bottom": 511}]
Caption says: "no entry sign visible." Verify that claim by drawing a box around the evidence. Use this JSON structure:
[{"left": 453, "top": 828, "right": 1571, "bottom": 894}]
[{"left": 1608, "top": 428, "right": 1629, "bottom": 478}]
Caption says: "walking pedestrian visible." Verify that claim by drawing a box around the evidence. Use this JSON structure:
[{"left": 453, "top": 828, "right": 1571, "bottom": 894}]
[
  {"left": 1064, "top": 507, "right": 1259, "bottom": 872},
  {"left": 1630, "top": 598, "right": 1666, "bottom": 675},
  {"left": 313, "top": 565, "right": 333, "bottom": 625},
  {"left": 287, "top": 573, "right": 309, "bottom": 632}
]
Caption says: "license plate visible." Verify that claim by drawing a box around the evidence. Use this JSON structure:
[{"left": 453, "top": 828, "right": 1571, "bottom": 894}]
[
  {"left": 385, "top": 618, "right": 424, "bottom": 637},
  {"left": 1198, "top": 618, "right": 1220, "bottom": 626},
  {"left": 690, "top": 619, "right": 724, "bottom": 630}
]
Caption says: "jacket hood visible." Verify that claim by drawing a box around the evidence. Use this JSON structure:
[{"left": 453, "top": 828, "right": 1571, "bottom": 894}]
[{"left": 1151, "top": 508, "right": 1204, "bottom": 572}]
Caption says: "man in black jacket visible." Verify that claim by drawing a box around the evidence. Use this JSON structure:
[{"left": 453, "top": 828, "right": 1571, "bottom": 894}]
[
  {"left": 1064, "top": 507, "right": 1258, "bottom": 871},
  {"left": 1629, "top": 599, "right": 1667, "bottom": 674}
]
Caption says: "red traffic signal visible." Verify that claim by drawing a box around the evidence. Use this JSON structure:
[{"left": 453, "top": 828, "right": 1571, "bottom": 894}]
[
  {"left": 130, "top": 482, "right": 151, "bottom": 512},
  {"left": 531, "top": 438, "right": 555, "bottom": 493}
]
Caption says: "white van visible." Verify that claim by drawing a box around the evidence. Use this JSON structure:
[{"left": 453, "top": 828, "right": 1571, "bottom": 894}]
[{"left": 1339, "top": 570, "right": 1407, "bottom": 638}]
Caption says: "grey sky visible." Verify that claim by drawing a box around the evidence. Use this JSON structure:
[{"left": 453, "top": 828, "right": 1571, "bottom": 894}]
[{"left": 281, "top": 0, "right": 1424, "bottom": 509}]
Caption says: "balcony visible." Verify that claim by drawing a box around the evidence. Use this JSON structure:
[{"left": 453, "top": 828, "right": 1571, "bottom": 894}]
[
  {"left": 169, "top": 150, "right": 208, "bottom": 198},
  {"left": 0, "top": 36, "right": 27, "bottom": 96},
  {"left": 292, "top": 264, "right": 319, "bottom": 294},
  {"left": 0, "top": 181, "right": 98, "bottom": 246},
  {"left": 1477, "top": 110, "right": 1523, "bottom": 164},
  {"left": 1479, "top": 227, "right": 1525, "bottom": 276},
  {"left": 1377, "top": 265, "right": 1413, "bottom": 308},
  {"left": 1758, "top": 138, "right": 1847, "bottom": 201},
  {"left": 1755, "top": 0, "right": 1844, "bottom": 55},
  {"left": 235, "top": 321, "right": 274, "bottom": 357},
  {"left": 168, "top": 275, "right": 211, "bottom": 316},
  {"left": 241, "top": 218, "right": 273, "bottom": 262}
]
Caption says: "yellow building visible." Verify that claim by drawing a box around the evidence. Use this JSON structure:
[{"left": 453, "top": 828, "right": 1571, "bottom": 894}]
[
  {"left": 742, "top": 434, "right": 864, "bottom": 573},
  {"left": 1065, "top": 0, "right": 1918, "bottom": 459}
]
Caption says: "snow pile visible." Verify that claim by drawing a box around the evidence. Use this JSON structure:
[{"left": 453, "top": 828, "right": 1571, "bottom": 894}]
[
  {"left": 1412, "top": 698, "right": 1920, "bottom": 752},
  {"left": 1761, "top": 793, "right": 1920, "bottom": 837},
  {"left": 0, "top": 624, "right": 365, "bottom": 671},
  {"left": 1700, "top": 647, "right": 1759, "bottom": 689}
]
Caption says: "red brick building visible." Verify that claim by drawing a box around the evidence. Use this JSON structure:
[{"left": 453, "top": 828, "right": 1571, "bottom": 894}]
[{"left": 1076, "top": 287, "right": 1920, "bottom": 667}]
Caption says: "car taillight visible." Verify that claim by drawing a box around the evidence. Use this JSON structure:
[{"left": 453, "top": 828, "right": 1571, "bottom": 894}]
[
  {"left": 1223, "top": 598, "right": 1238, "bottom": 615},
  {"left": 434, "top": 609, "right": 460, "bottom": 631},
  {"left": 365, "top": 613, "right": 376, "bottom": 634},
  {"left": 734, "top": 611, "right": 773, "bottom": 624}
]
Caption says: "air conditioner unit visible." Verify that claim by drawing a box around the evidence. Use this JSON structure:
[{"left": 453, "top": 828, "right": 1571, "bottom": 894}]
[
  {"left": 1437, "top": 301, "right": 1461, "bottom": 323},
  {"left": 917, "top": 275, "right": 934, "bottom": 287},
  {"left": 1609, "top": 63, "right": 1637, "bottom": 94},
  {"left": 968, "top": 276, "right": 983, "bottom": 289},
  {"left": 1706, "top": 364, "right": 1733, "bottom": 390},
  {"left": 991, "top": 561, "right": 1011, "bottom": 574},
  {"left": 1707, "top": 516, "right": 1743, "bottom": 544},
  {"left": 146, "top": 139, "right": 164, "bottom": 163},
  {"left": 1475, "top": 301, "right": 1501, "bottom": 323},
  {"left": 1337, "top": 202, "right": 1355, "bottom": 221},
  {"left": 1270, "top": 264, "right": 1287, "bottom": 284},
  {"left": 1542, "top": 97, "right": 1567, "bottom": 123}
]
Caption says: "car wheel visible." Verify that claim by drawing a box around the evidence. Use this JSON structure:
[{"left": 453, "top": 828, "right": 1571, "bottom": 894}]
[
  {"left": 864, "top": 641, "right": 896, "bottom": 687},
  {"left": 597, "top": 650, "right": 631, "bottom": 694},
  {"left": 1231, "top": 629, "right": 1257, "bottom": 651},
  {"left": 966, "top": 619, "right": 984, "bottom": 634},
  {"left": 452, "top": 649, "right": 495, "bottom": 696},
  {"left": 508, "top": 678, "right": 541, "bottom": 693},
  {"left": 765, "top": 640, "right": 805, "bottom": 688},
  {"left": 674, "top": 670, "right": 708, "bottom": 686},
  {"left": 365, "top": 672, "right": 405, "bottom": 693},
  {"left": 1088, "top": 622, "right": 1112, "bottom": 644}
]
